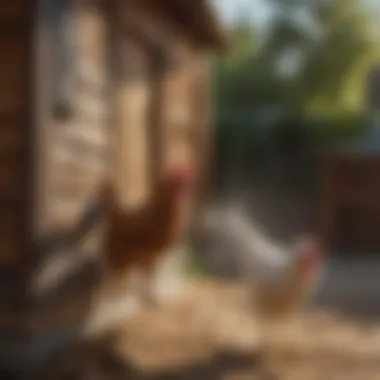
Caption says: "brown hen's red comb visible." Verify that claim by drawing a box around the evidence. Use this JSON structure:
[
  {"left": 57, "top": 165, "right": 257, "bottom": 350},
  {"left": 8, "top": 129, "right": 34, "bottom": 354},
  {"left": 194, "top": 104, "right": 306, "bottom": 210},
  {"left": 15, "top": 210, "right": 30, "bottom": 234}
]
[{"left": 170, "top": 165, "right": 193, "bottom": 182}]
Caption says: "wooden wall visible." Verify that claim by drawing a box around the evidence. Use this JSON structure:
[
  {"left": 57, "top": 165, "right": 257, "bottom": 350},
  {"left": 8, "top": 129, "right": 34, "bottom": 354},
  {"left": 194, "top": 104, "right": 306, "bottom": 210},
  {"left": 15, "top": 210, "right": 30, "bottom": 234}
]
[
  {"left": 25, "top": 0, "right": 110, "bottom": 370},
  {"left": 0, "top": 0, "right": 214, "bottom": 372},
  {"left": 111, "top": 0, "right": 163, "bottom": 207},
  {"left": 161, "top": 51, "right": 196, "bottom": 171},
  {"left": 321, "top": 154, "right": 380, "bottom": 252},
  {"left": 106, "top": 0, "right": 213, "bottom": 306},
  {"left": 0, "top": 0, "right": 32, "bottom": 370},
  {"left": 115, "top": 0, "right": 211, "bottom": 205},
  {"left": 0, "top": 0, "right": 29, "bottom": 290},
  {"left": 113, "top": 35, "right": 153, "bottom": 206}
]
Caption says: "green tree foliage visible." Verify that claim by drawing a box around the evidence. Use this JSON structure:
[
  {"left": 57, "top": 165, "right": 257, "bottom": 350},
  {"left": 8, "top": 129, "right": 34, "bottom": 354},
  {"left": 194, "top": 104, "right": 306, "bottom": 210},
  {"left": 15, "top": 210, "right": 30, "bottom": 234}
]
[
  {"left": 215, "top": 0, "right": 378, "bottom": 114},
  {"left": 294, "top": 0, "right": 378, "bottom": 116},
  {"left": 212, "top": 22, "right": 283, "bottom": 109},
  {"left": 212, "top": 0, "right": 377, "bottom": 184}
]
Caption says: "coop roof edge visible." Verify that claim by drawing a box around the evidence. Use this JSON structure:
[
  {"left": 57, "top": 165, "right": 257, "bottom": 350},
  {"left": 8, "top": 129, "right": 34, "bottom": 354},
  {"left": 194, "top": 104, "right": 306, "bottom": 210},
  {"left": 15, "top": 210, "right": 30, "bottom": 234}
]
[{"left": 145, "top": 0, "right": 228, "bottom": 51}]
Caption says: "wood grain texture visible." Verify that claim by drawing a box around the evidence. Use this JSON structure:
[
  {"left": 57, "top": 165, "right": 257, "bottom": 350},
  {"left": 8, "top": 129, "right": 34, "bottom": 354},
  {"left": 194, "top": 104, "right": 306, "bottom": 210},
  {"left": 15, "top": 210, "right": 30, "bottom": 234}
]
[
  {"left": 29, "top": 2, "right": 109, "bottom": 363},
  {"left": 321, "top": 154, "right": 380, "bottom": 251},
  {"left": 0, "top": 0, "right": 110, "bottom": 372},
  {"left": 0, "top": 0, "right": 28, "bottom": 298},
  {"left": 0, "top": 1, "right": 25, "bottom": 20}
]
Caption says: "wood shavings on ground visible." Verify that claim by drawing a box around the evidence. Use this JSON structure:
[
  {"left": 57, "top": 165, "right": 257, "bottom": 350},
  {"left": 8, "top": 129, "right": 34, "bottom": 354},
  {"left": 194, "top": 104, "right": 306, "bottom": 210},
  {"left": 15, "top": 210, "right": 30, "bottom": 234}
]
[{"left": 35, "top": 279, "right": 380, "bottom": 380}]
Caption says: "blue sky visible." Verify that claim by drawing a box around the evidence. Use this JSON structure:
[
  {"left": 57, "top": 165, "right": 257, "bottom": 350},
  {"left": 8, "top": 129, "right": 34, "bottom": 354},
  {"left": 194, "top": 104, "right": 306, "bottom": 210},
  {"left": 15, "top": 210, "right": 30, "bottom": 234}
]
[
  {"left": 215, "top": 0, "right": 319, "bottom": 41},
  {"left": 216, "top": 0, "right": 273, "bottom": 27},
  {"left": 216, "top": 0, "right": 380, "bottom": 28}
]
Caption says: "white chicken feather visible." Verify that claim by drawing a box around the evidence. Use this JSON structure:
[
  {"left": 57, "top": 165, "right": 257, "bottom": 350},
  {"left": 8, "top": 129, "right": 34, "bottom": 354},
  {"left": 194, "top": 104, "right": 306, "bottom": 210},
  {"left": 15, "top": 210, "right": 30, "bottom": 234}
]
[
  {"left": 202, "top": 201, "right": 324, "bottom": 318},
  {"left": 202, "top": 201, "right": 324, "bottom": 377}
]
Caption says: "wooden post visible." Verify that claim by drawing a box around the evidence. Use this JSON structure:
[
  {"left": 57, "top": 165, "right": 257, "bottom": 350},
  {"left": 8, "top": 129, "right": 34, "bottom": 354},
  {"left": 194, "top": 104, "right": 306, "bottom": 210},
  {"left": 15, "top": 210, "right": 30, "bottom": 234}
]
[
  {"left": 320, "top": 154, "right": 336, "bottom": 252},
  {"left": 147, "top": 44, "right": 165, "bottom": 185},
  {"left": 188, "top": 55, "right": 214, "bottom": 247},
  {"left": 22, "top": 0, "right": 110, "bottom": 372}
]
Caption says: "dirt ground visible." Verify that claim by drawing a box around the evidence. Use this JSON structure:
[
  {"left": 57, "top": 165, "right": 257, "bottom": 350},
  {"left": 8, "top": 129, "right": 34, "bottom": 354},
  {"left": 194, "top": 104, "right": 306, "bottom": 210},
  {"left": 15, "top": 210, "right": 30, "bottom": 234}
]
[{"left": 40, "top": 279, "right": 380, "bottom": 380}]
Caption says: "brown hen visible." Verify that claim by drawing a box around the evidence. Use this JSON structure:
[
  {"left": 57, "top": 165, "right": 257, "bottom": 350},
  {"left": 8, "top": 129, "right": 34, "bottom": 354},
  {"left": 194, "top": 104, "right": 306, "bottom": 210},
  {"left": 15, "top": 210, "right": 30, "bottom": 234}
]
[{"left": 101, "top": 165, "right": 193, "bottom": 304}]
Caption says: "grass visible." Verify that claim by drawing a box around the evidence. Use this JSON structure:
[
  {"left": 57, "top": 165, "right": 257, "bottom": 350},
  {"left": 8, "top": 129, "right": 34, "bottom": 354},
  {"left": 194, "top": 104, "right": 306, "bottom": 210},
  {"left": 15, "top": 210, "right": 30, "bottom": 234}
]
[{"left": 184, "top": 250, "right": 208, "bottom": 278}]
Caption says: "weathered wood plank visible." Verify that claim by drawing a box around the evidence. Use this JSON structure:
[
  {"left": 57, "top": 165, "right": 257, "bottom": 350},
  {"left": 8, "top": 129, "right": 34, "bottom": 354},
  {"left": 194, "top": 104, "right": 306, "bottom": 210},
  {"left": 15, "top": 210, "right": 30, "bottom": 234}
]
[
  {"left": 74, "top": 93, "right": 108, "bottom": 120},
  {"left": 48, "top": 186, "right": 96, "bottom": 202},
  {"left": 76, "top": 61, "right": 107, "bottom": 90},
  {"left": 53, "top": 159, "right": 107, "bottom": 178},
  {"left": 0, "top": 283, "right": 25, "bottom": 305},
  {"left": 0, "top": 296, "right": 28, "bottom": 312},
  {"left": 49, "top": 197, "right": 99, "bottom": 223},
  {"left": 0, "top": 255, "right": 99, "bottom": 334},
  {"left": 0, "top": 237, "right": 23, "bottom": 264},
  {"left": 0, "top": 2, "right": 25, "bottom": 21},
  {"left": 0, "top": 326, "right": 29, "bottom": 341},
  {"left": 0, "top": 205, "right": 23, "bottom": 223},
  {"left": 34, "top": 198, "right": 102, "bottom": 258},
  {"left": 50, "top": 167, "right": 100, "bottom": 186},
  {"left": 0, "top": 45, "right": 24, "bottom": 69},
  {"left": 61, "top": 127, "right": 107, "bottom": 148},
  {"left": 0, "top": 96, "right": 23, "bottom": 116},
  {"left": 54, "top": 138, "right": 105, "bottom": 158},
  {"left": 0, "top": 112, "right": 24, "bottom": 125},
  {"left": 0, "top": 163, "right": 23, "bottom": 192},
  {"left": 0, "top": 70, "right": 23, "bottom": 97},
  {"left": 19, "top": 1, "right": 109, "bottom": 369},
  {"left": 0, "top": 265, "right": 24, "bottom": 282},
  {"left": 0, "top": 184, "right": 24, "bottom": 201},
  {"left": 75, "top": 107, "right": 109, "bottom": 122},
  {"left": 32, "top": 258, "right": 99, "bottom": 312},
  {"left": 0, "top": 114, "right": 26, "bottom": 165},
  {"left": 29, "top": 248, "right": 101, "bottom": 335},
  {"left": 0, "top": 20, "right": 27, "bottom": 36},
  {"left": 0, "top": 265, "right": 28, "bottom": 312},
  {"left": 0, "top": 214, "right": 23, "bottom": 266},
  {"left": 0, "top": 32, "right": 26, "bottom": 135},
  {"left": 48, "top": 188, "right": 98, "bottom": 206},
  {"left": 0, "top": 45, "right": 24, "bottom": 109},
  {"left": 0, "top": 339, "right": 27, "bottom": 358},
  {"left": 55, "top": 120, "right": 107, "bottom": 135},
  {"left": 76, "top": 76, "right": 107, "bottom": 98},
  {"left": 49, "top": 162, "right": 103, "bottom": 185},
  {"left": 0, "top": 33, "right": 25, "bottom": 58},
  {"left": 321, "top": 153, "right": 380, "bottom": 251},
  {"left": 0, "top": 313, "right": 28, "bottom": 331},
  {"left": 52, "top": 148, "right": 107, "bottom": 172},
  {"left": 0, "top": 125, "right": 24, "bottom": 153}
]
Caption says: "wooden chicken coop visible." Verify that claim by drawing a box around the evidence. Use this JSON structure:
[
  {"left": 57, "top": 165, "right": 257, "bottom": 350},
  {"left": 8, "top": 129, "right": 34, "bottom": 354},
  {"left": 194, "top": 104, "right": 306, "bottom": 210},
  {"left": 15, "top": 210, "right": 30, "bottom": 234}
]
[
  {"left": 0, "top": 0, "right": 225, "bottom": 374},
  {"left": 321, "top": 129, "right": 380, "bottom": 253}
]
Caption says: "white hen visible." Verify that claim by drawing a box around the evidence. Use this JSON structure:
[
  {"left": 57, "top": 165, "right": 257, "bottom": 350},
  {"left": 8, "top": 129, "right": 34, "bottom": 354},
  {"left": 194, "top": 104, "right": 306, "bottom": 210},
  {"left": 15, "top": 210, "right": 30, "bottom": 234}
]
[
  {"left": 202, "top": 202, "right": 323, "bottom": 320},
  {"left": 202, "top": 202, "right": 324, "bottom": 377}
]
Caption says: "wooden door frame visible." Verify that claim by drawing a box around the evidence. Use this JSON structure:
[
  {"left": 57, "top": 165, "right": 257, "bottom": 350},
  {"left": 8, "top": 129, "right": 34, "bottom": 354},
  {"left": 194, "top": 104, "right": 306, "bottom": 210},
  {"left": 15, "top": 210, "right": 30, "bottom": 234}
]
[
  {"left": 112, "top": 17, "right": 168, "bottom": 192},
  {"left": 30, "top": 0, "right": 114, "bottom": 269},
  {"left": 30, "top": 0, "right": 56, "bottom": 262}
]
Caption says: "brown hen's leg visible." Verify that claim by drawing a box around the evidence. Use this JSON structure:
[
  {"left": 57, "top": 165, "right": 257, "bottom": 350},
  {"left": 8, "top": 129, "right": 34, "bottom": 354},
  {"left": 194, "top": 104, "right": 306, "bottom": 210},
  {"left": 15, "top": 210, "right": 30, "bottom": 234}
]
[
  {"left": 255, "top": 320, "right": 280, "bottom": 380},
  {"left": 255, "top": 344, "right": 279, "bottom": 380}
]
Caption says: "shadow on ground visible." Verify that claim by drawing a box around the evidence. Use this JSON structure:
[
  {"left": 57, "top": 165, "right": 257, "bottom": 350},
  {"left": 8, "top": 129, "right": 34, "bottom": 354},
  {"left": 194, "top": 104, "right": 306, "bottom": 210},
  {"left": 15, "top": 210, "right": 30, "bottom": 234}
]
[
  {"left": 29, "top": 279, "right": 380, "bottom": 380},
  {"left": 35, "top": 334, "right": 259, "bottom": 380}
]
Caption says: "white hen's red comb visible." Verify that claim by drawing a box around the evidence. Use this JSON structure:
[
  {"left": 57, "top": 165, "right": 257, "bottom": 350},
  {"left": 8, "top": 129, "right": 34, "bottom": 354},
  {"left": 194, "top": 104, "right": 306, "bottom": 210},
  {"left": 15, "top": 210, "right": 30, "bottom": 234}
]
[{"left": 298, "top": 237, "right": 322, "bottom": 272}]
